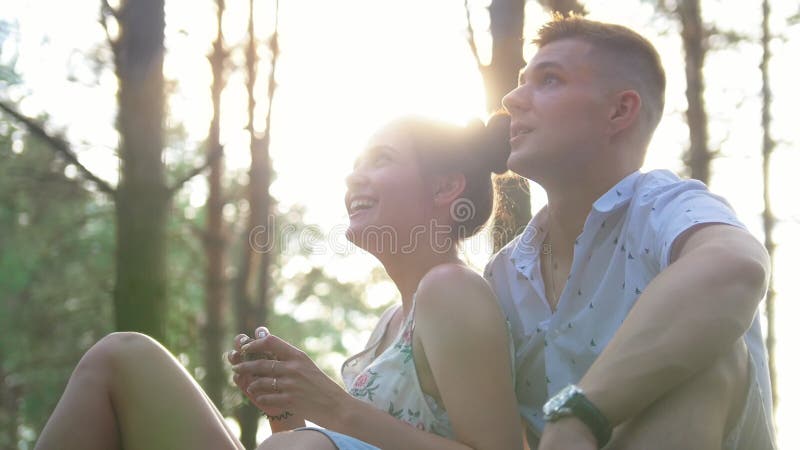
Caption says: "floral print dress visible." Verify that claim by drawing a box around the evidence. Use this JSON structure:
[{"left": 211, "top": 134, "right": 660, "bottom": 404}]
[{"left": 341, "top": 301, "right": 454, "bottom": 438}]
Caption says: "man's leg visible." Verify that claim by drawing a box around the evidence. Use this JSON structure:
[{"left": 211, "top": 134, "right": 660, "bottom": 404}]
[{"left": 606, "top": 338, "right": 749, "bottom": 450}]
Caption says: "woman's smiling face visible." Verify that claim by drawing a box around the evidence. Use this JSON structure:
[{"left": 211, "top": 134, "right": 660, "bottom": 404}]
[{"left": 344, "top": 124, "right": 433, "bottom": 255}]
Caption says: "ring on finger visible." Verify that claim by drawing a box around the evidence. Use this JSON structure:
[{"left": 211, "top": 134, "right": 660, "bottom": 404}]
[
  {"left": 272, "top": 377, "right": 279, "bottom": 392},
  {"left": 271, "top": 359, "right": 277, "bottom": 374}
]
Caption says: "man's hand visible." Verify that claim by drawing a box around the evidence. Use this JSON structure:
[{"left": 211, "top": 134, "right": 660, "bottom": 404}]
[{"left": 539, "top": 417, "right": 599, "bottom": 450}]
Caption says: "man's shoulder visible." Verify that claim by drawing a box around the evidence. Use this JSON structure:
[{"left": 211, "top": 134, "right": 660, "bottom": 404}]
[
  {"left": 634, "top": 169, "right": 713, "bottom": 197},
  {"left": 629, "top": 169, "right": 725, "bottom": 213}
]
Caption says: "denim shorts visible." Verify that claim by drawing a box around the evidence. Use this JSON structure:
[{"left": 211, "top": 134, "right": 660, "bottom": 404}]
[{"left": 296, "top": 427, "right": 381, "bottom": 450}]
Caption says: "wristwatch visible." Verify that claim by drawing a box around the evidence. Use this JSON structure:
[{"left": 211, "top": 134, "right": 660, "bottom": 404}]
[{"left": 543, "top": 384, "right": 612, "bottom": 447}]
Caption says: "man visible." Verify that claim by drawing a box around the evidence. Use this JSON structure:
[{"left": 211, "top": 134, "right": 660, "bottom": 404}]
[{"left": 485, "top": 15, "right": 776, "bottom": 449}]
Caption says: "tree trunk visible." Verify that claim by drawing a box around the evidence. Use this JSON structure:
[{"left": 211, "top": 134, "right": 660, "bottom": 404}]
[
  {"left": 0, "top": 347, "right": 21, "bottom": 449},
  {"left": 202, "top": 0, "right": 229, "bottom": 409},
  {"left": 677, "top": 0, "right": 711, "bottom": 183},
  {"left": 113, "top": 0, "right": 169, "bottom": 341},
  {"left": 234, "top": 1, "right": 279, "bottom": 447},
  {"left": 759, "top": 0, "right": 777, "bottom": 413},
  {"left": 479, "top": 0, "right": 532, "bottom": 252},
  {"left": 484, "top": 0, "right": 526, "bottom": 114},
  {"left": 480, "top": 0, "right": 587, "bottom": 252}
]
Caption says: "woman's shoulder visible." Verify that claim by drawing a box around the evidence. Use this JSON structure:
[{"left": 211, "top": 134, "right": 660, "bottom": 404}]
[
  {"left": 415, "top": 263, "right": 499, "bottom": 316},
  {"left": 418, "top": 262, "right": 490, "bottom": 292}
]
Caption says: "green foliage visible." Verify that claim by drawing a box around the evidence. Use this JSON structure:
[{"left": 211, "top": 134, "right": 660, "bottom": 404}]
[
  {"left": 166, "top": 187, "right": 384, "bottom": 417},
  {"left": 0, "top": 113, "right": 383, "bottom": 446},
  {"left": 0, "top": 21, "right": 22, "bottom": 87},
  {"left": 0, "top": 14, "right": 383, "bottom": 449},
  {"left": 0, "top": 109, "right": 115, "bottom": 449}
]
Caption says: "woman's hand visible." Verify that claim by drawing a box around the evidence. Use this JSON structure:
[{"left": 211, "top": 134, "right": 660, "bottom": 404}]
[
  {"left": 226, "top": 331, "right": 285, "bottom": 418},
  {"left": 231, "top": 326, "right": 353, "bottom": 427}
]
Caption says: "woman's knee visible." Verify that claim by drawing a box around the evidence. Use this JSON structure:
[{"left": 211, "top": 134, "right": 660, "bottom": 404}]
[
  {"left": 257, "top": 430, "right": 337, "bottom": 450},
  {"left": 77, "top": 332, "right": 161, "bottom": 376}
]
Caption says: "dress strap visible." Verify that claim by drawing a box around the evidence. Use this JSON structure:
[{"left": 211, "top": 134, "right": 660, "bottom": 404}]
[{"left": 340, "top": 303, "right": 401, "bottom": 374}]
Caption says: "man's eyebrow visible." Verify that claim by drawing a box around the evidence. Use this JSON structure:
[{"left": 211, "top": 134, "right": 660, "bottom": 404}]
[{"left": 519, "top": 61, "right": 565, "bottom": 83}]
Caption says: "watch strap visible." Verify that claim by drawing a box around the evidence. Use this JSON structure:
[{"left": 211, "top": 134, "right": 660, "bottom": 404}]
[{"left": 566, "top": 390, "right": 612, "bottom": 448}]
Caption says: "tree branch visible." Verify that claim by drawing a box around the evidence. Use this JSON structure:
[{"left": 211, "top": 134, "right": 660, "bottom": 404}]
[
  {"left": 463, "top": 0, "right": 482, "bottom": 69},
  {"left": 99, "top": 0, "right": 120, "bottom": 52},
  {"left": 0, "top": 100, "right": 117, "bottom": 196},
  {"left": 100, "top": 0, "right": 119, "bottom": 20},
  {"left": 167, "top": 146, "right": 224, "bottom": 195}
]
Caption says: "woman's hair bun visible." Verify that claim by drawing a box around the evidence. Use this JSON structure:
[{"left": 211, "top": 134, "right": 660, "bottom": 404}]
[
  {"left": 482, "top": 110, "right": 511, "bottom": 175},
  {"left": 467, "top": 111, "right": 511, "bottom": 175}
]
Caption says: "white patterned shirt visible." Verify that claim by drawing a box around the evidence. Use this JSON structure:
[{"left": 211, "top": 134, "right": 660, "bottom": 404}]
[
  {"left": 484, "top": 170, "right": 774, "bottom": 445},
  {"left": 341, "top": 302, "right": 454, "bottom": 438}
]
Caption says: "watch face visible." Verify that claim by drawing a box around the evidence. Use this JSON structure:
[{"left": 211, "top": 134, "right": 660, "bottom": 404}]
[{"left": 543, "top": 385, "right": 580, "bottom": 420}]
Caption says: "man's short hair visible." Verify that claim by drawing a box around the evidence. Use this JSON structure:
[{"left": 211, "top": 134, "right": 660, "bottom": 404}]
[{"left": 535, "top": 15, "right": 667, "bottom": 138}]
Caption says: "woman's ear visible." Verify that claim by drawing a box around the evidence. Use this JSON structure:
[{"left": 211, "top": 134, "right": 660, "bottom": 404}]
[{"left": 432, "top": 173, "right": 467, "bottom": 206}]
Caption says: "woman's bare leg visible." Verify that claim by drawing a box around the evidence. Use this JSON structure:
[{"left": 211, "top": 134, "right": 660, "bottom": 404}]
[
  {"left": 256, "top": 430, "right": 337, "bottom": 450},
  {"left": 35, "top": 332, "right": 244, "bottom": 450}
]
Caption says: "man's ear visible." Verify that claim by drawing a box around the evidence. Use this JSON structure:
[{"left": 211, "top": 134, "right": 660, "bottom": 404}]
[
  {"left": 432, "top": 173, "right": 467, "bottom": 206},
  {"left": 608, "top": 89, "right": 642, "bottom": 135}
]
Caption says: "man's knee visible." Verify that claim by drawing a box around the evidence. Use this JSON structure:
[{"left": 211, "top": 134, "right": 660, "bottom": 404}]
[
  {"left": 607, "top": 339, "right": 750, "bottom": 450},
  {"left": 256, "top": 430, "right": 337, "bottom": 450},
  {"left": 703, "top": 338, "right": 750, "bottom": 432}
]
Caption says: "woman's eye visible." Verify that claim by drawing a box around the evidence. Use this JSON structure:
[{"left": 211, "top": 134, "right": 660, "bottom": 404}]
[
  {"left": 372, "top": 153, "right": 391, "bottom": 166},
  {"left": 543, "top": 75, "right": 559, "bottom": 85}
]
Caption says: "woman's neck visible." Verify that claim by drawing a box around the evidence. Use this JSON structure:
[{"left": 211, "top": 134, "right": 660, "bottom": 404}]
[{"left": 378, "top": 245, "right": 461, "bottom": 315}]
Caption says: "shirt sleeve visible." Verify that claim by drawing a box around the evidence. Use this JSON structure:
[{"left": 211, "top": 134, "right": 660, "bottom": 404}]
[{"left": 637, "top": 175, "right": 746, "bottom": 271}]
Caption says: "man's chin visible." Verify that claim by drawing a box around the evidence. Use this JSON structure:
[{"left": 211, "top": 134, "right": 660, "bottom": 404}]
[{"left": 506, "top": 151, "right": 536, "bottom": 180}]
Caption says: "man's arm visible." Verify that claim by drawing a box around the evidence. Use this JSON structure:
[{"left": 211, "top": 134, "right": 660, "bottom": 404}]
[
  {"left": 540, "top": 224, "right": 769, "bottom": 448},
  {"left": 579, "top": 224, "right": 768, "bottom": 425}
]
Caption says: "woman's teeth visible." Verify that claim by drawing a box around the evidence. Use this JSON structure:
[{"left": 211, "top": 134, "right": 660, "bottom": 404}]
[{"left": 350, "top": 199, "right": 376, "bottom": 212}]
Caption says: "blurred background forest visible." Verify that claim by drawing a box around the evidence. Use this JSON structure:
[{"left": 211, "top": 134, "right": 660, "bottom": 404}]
[{"left": 0, "top": 0, "right": 798, "bottom": 448}]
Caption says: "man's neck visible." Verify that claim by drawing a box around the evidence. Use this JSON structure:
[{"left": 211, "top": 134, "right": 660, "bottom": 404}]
[{"left": 544, "top": 171, "right": 626, "bottom": 248}]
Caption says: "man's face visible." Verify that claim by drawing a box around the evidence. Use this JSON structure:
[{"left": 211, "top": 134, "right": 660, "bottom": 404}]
[{"left": 502, "top": 38, "right": 613, "bottom": 182}]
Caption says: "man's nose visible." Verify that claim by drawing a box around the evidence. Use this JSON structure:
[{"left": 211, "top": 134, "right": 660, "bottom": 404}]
[{"left": 502, "top": 84, "right": 529, "bottom": 114}]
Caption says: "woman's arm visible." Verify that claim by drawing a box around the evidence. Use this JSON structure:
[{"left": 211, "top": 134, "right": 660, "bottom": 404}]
[
  {"left": 410, "top": 264, "right": 522, "bottom": 450},
  {"left": 236, "top": 265, "right": 522, "bottom": 450}
]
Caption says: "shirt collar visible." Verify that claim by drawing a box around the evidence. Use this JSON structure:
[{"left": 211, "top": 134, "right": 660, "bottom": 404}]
[
  {"left": 591, "top": 170, "right": 642, "bottom": 213},
  {"left": 509, "top": 170, "right": 642, "bottom": 274},
  {"left": 509, "top": 207, "right": 549, "bottom": 274}
]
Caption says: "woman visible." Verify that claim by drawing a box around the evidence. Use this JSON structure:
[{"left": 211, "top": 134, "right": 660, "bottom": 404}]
[{"left": 34, "top": 112, "right": 521, "bottom": 450}]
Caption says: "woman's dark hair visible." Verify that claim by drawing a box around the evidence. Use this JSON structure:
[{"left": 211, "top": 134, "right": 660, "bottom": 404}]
[{"left": 389, "top": 111, "right": 511, "bottom": 240}]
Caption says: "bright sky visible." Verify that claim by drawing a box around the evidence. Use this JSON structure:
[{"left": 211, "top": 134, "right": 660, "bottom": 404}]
[{"left": 2, "top": 0, "right": 799, "bottom": 447}]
